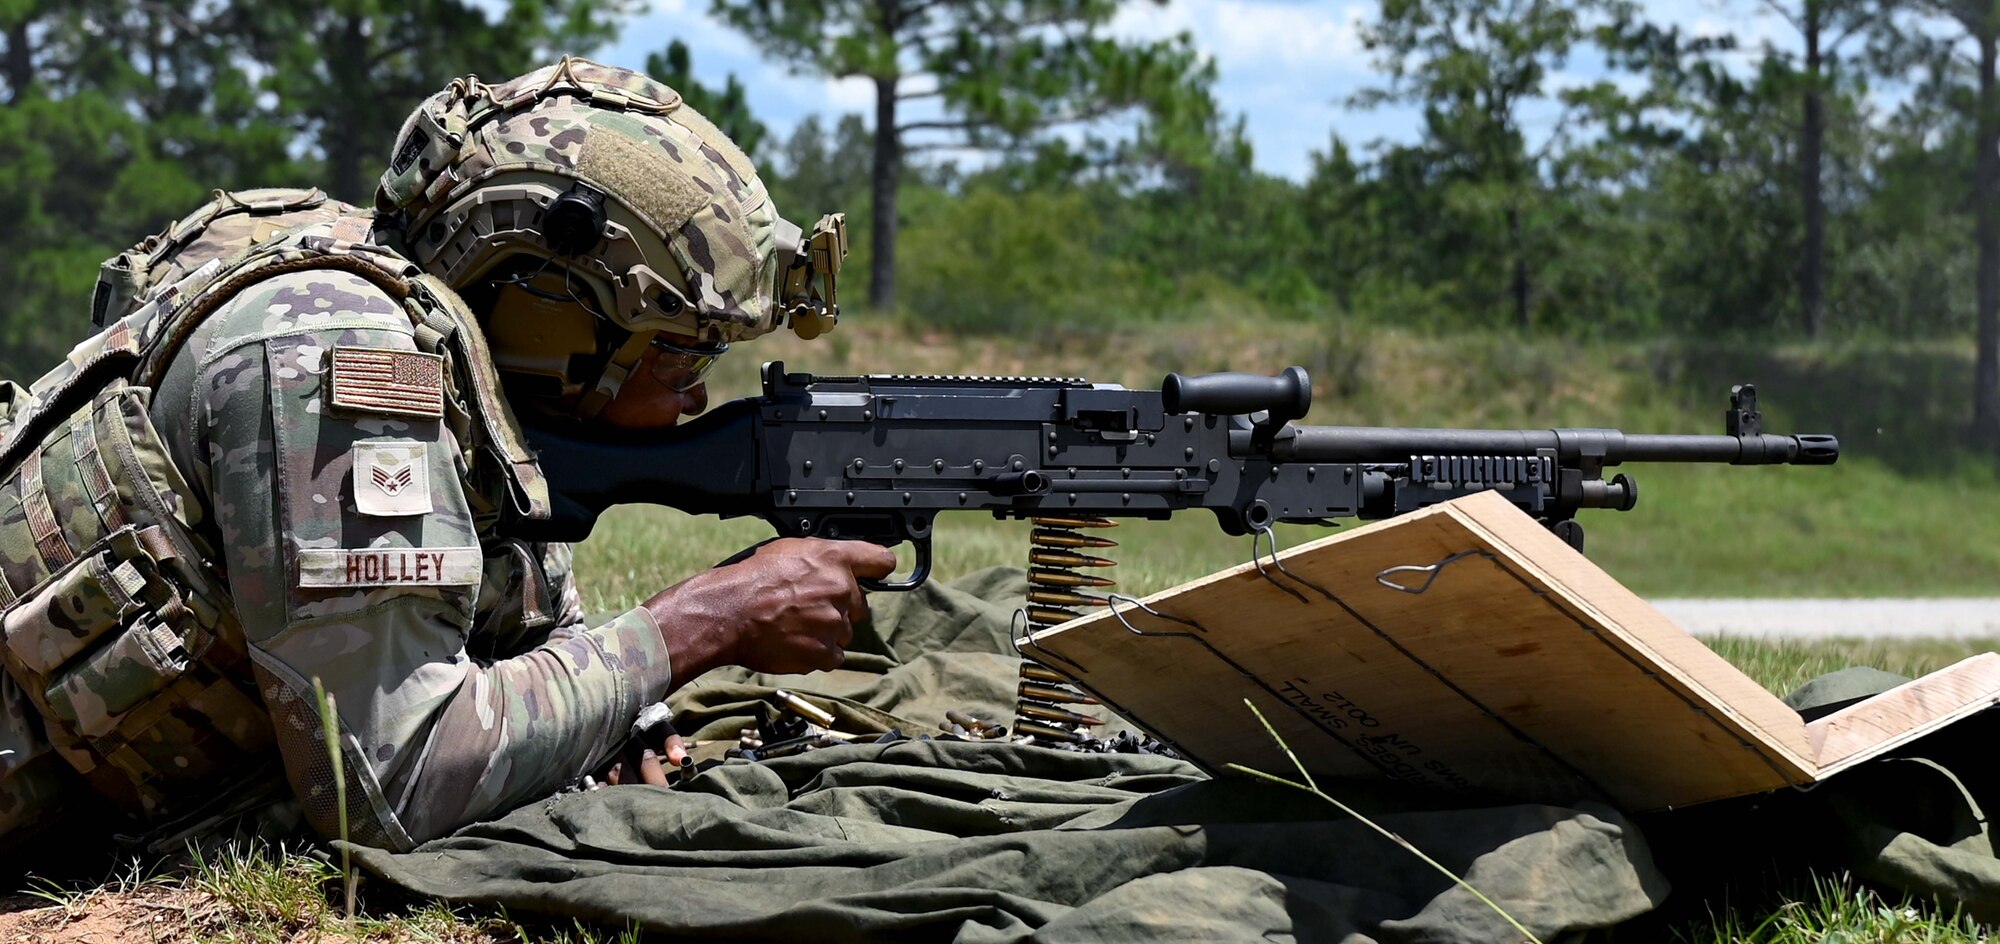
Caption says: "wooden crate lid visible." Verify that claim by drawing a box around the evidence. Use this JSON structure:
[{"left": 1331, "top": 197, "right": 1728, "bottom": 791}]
[{"left": 1022, "top": 491, "right": 1818, "bottom": 811}]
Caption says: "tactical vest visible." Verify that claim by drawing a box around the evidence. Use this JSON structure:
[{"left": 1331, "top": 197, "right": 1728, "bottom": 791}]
[
  {"left": 91, "top": 187, "right": 355, "bottom": 330},
  {"left": 0, "top": 191, "right": 550, "bottom": 844}
]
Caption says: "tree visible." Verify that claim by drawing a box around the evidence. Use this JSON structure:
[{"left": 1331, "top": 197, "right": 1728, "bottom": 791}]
[
  {"left": 768, "top": 113, "right": 875, "bottom": 219},
  {"left": 1890, "top": 0, "right": 2000, "bottom": 449},
  {"left": 228, "top": 0, "right": 632, "bottom": 204},
  {"left": 0, "top": 0, "right": 310, "bottom": 379},
  {"left": 646, "top": 39, "right": 768, "bottom": 157},
  {"left": 711, "top": 0, "right": 1211, "bottom": 311},
  {"left": 1356, "top": 0, "right": 1631, "bottom": 330},
  {"left": 1744, "top": 0, "right": 1883, "bottom": 339}
]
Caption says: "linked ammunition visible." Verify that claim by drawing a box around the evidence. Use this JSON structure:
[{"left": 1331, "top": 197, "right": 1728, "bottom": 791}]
[
  {"left": 1028, "top": 588, "right": 1111, "bottom": 609},
  {"left": 1016, "top": 701, "right": 1104, "bottom": 727},
  {"left": 1026, "top": 606, "right": 1081, "bottom": 626},
  {"left": 1029, "top": 516, "right": 1119, "bottom": 530},
  {"left": 1018, "top": 663, "right": 1073, "bottom": 685},
  {"left": 1028, "top": 569, "right": 1117, "bottom": 589},
  {"left": 1030, "top": 529, "right": 1119, "bottom": 550},
  {"left": 1028, "top": 549, "right": 1117, "bottom": 569},
  {"left": 1018, "top": 682, "right": 1100, "bottom": 705}
]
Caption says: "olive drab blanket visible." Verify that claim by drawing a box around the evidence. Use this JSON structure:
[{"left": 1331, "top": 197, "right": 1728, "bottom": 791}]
[{"left": 345, "top": 568, "right": 2000, "bottom": 941}]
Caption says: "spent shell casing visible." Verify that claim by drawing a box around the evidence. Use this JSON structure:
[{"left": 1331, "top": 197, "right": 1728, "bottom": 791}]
[
  {"left": 1030, "top": 529, "right": 1119, "bottom": 550},
  {"left": 1028, "top": 588, "right": 1111, "bottom": 609},
  {"left": 945, "top": 709, "right": 986, "bottom": 729},
  {"left": 1018, "top": 682, "right": 1100, "bottom": 705},
  {"left": 1028, "top": 568, "right": 1117, "bottom": 589},
  {"left": 1025, "top": 606, "right": 1080, "bottom": 626},
  {"left": 1016, "top": 701, "right": 1104, "bottom": 727},
  {"left": 772, "top": 689, "right": 837, "bottom": 729},
  {"left": 1029, "top": 549, "right": 1117, "bottom": 569},
  {"left": 1018, "top": 663, "right": 1073, "bottom": 685},
  {"left": 1029, "top": 516, "right": 1119, "bottom": 529},
  {"left": 1013, "top": 719, "right": 1092, "bottom": 744}
]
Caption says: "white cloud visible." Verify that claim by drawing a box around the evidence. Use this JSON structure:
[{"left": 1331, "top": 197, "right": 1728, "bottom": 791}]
[
  {"left": 1210, "top": 1, "right": 1368, "bottom": 68},
  {"left": 825, "top": 76, "right": 876, "bottom": 112}
]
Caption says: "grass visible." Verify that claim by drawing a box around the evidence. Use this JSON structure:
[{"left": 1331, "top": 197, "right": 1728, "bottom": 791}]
[
  {"left": 1677, "top": 873, "right": 1990, "bottom": 943},
  {"left": 4, "top": 839, "right": 645, "bottom": 942},
  {"left": 1704, "top": 634, "right": 2000, "bottom": 695}
]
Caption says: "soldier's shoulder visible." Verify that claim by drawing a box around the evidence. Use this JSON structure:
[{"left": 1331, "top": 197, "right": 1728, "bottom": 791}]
[{"left": 196, "top": 266, "right": 417, "bottom": 356}]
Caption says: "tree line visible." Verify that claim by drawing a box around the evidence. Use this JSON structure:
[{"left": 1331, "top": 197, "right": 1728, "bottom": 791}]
[{"left": 1, "top": 0, "right": 1995, "bottom": 447}]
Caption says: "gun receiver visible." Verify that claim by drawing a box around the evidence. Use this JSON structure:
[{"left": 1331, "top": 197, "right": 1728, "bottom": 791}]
[{"left": 509, "top": 363, "right": 1838, "bottom": 590}]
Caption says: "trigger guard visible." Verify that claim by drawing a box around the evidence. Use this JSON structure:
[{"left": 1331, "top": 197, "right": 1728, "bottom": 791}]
[{"left": 860, "top": 539, "right": 932, "bottom": 592}]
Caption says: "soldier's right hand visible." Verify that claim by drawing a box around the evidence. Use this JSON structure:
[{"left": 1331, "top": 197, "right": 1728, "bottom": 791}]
[{"left": 645, "top": 537, "right": 899, "bottom": 686}]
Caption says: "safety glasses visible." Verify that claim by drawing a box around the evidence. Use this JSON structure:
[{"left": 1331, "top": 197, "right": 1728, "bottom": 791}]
[{"left": 649, "top": 335, "right": 727, "bottom": 392}]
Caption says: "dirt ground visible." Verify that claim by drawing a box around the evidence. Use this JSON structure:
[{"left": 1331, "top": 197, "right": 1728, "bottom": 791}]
[{"left": 0, "top": 887, "right": 229, "bottom": 944}]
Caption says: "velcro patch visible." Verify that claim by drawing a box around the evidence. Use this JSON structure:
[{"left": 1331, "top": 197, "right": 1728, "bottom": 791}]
[
  {"left": 329, "top": 346, "right": 445, "bottom": 419},
  {"left": 297, "top": 547, "right": 481, "bottom": 588},
  {"left": 352, "top": 440, "right": 433, "bottom": 516}
]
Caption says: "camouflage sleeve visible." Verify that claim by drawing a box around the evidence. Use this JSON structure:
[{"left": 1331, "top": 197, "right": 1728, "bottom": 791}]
[
  {"left": 191, "top": 271, "right": 673, "bottom": 849},
  {"left": 540, "top": 543, "right": 589, "bottom": 639}
]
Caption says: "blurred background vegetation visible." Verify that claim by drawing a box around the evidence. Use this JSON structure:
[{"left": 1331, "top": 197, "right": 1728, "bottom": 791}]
[
  {"left": 3, "top": 0, "right": 1998, "bottom": 598},
  {"left": 3, "top": 0, "right": 1992, "bottom": 366}
]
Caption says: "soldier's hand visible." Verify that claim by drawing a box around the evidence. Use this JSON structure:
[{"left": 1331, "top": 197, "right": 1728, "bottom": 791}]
[
  {"left": 598, "top": 722, "right": 688, "bottom": 788},
  {"left": 646, "top": 538, "right": 898, "bottom": 686}
]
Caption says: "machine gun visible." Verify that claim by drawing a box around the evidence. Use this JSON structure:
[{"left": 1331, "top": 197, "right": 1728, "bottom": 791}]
[{"left": 508, "top": 362, "right": 1838, "bottom": 611}]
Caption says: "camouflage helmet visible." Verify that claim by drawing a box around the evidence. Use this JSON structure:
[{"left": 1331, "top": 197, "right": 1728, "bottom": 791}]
[{"left": 376, "top": 57, "right": 844, "bottom": 415}]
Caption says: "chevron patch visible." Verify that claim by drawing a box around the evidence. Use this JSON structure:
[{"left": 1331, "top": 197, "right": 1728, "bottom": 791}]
[{"left": 352, "top": 440, "right": 433, "bottom": 516}]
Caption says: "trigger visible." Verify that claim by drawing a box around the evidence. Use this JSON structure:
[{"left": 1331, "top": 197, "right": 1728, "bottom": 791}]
[{"left": 861, "top": 539, "right": 932, "bottom": 592}]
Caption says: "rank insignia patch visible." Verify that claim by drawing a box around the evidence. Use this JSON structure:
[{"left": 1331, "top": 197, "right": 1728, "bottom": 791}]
[
  {"left": 352, "top": 440, "right": 433, "bottom": 516},
  {"left": 329, "top": 346, "right": 445, "bottom": 419}
]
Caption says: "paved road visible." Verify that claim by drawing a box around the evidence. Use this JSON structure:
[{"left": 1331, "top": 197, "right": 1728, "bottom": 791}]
[{"left": 1651, "top": 599, "right": 2000, "bottom": 638}]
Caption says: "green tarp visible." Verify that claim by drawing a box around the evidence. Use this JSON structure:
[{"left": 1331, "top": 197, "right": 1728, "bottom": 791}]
[{"left": 346, "top": 569, "right": 2000, "bottom": 941}]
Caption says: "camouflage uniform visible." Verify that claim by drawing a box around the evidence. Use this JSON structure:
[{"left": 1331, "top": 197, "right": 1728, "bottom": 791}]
[
  {"left": 147, "top": 252, "right": 671, "bottom": 850},
  {"left": 1, "top": 58, "right": 838, "bottom": 854}
]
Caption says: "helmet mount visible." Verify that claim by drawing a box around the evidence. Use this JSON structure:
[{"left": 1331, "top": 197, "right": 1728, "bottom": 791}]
[{"left": 544, "top": 183, "right": 609, "bottom": 257}]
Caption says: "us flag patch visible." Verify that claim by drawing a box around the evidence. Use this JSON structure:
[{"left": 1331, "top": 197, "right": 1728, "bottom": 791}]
[{"left": 329, "top": 346, "right": 445, "bottom": 419}]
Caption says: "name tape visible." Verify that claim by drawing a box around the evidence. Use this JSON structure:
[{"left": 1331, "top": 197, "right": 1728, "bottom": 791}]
[{"left": 297, "top": 546, "right": 481, "bottom": 588}]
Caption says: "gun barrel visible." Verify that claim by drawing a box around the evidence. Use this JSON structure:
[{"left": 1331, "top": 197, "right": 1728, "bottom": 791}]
[{"left": 1277, "top": 427, "right": 1839, "bottom": 466}]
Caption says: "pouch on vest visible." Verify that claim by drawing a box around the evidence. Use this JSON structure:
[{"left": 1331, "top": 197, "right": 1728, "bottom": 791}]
[{"left": 0, "top": 387, "right": 273, "bottom": 818}]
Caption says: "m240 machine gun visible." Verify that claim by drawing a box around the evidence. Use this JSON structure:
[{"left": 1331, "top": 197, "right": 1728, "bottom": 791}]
[{"left": 508, "top": 362, "right": 1838, "bottom": 616}]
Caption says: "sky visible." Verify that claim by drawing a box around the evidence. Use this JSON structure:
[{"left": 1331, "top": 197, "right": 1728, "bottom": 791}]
[{"left": 589, "top": 0, "right": 1809, "bottom": 182}]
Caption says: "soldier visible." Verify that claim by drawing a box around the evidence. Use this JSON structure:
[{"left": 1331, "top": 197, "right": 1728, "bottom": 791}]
[{"left": 0, "top": 57, "right": 890, "bottom": 860}]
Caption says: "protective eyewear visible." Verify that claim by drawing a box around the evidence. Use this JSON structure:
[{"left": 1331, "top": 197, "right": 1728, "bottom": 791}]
[{"left": 649, "top": 335, "right": 727, "bottom": 392}]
